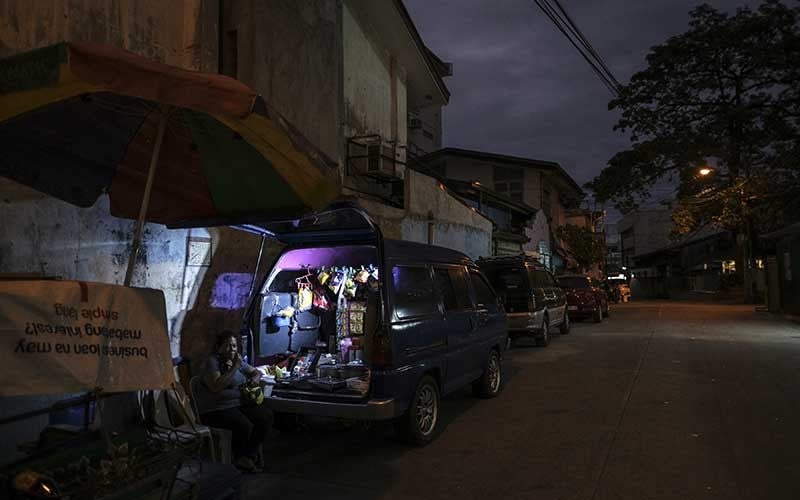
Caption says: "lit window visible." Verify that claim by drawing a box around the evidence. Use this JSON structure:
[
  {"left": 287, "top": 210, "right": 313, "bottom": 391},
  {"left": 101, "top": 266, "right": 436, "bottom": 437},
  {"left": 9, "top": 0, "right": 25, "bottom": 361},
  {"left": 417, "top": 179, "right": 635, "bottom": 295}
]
[{"left": 722, "top": 260, "right": 737, "bottom": 274}]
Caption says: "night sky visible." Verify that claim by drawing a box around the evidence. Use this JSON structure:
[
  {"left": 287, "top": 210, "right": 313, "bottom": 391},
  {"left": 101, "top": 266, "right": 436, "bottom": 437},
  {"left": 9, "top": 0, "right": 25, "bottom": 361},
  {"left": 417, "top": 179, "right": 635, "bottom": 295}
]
[{"left": 404, "top": 0, "right": 753, "bottom": 216}]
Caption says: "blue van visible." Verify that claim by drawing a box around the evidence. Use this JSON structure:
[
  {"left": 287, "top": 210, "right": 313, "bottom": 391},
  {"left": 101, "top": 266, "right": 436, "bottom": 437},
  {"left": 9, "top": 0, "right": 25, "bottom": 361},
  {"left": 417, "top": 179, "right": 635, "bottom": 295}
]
[{"left": 240, "top": 204, "right": 507, "bottom": 444}]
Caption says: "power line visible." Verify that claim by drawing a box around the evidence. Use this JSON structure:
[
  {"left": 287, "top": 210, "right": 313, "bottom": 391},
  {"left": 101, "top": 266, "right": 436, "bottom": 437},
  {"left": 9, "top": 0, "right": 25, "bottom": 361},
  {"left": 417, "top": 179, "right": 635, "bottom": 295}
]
[
  {"left": 531, "top": 0, "right": 621, "bottom": 95},
  {"left": 550, "top": 0, "right": 622, "bottom": 89}
]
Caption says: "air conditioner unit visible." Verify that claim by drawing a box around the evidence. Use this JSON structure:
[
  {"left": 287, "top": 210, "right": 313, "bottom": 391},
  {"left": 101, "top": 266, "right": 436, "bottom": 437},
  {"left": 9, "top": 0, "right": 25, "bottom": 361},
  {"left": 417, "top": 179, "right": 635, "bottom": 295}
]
[{"left": 347, "top": 135, "right": 405, "bottom": 179}]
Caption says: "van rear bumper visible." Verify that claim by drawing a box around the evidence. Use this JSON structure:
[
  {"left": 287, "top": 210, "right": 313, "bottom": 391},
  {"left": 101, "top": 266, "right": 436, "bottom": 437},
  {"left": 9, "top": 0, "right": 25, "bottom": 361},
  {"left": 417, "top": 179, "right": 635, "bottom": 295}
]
[
  {"left": 263, "top": 395, "right": 397, "bottom": 420},
  {"left": 507, "top": 310, "right": 544, "bottom": 334}
]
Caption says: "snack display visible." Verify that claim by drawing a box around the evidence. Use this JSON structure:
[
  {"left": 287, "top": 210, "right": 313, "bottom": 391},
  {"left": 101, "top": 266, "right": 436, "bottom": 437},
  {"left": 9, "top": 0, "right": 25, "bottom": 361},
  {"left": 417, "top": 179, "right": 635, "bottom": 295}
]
[{"left": 258, "top": 263, "right": 378, "bottom": 396}]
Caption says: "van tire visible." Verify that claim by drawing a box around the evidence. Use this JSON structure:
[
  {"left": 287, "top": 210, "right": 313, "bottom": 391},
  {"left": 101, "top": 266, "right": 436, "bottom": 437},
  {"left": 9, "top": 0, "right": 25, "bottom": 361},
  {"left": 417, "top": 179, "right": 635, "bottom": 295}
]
[
  {"left": 593, "top": 305, "right": 603, "bottom": 323},
  {"left": 535, "top": 316, "right": 550, "bottom": 347},
  {"left": 560, "top": 313, "right": 571, "bottom": 335},
  {"left": 397, "top": 375, "right": 440, "bottom": 446},
  {"left": 473, "top": 350, "right": 503, "bottom": 398}
]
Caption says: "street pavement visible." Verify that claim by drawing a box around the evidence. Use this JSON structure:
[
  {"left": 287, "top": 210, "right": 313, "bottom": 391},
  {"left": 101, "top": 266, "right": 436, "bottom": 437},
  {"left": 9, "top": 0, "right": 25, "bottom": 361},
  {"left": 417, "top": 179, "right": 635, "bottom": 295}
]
[{"left": 242, "top": 301, "right": 800, "bottom": 500}]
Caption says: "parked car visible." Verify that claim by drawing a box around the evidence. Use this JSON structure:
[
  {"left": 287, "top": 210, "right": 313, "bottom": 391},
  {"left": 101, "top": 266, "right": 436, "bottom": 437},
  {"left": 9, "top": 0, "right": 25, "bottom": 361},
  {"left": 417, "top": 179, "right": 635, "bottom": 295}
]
[
  {"left": 240, "top": 204, "right": 508, "bottom": 445},
  {"left": 477, "top": 254, "right": 569, "bottom": 347},
  {"left": 557, "top": 275, "right": 609, "bottom": 323}
]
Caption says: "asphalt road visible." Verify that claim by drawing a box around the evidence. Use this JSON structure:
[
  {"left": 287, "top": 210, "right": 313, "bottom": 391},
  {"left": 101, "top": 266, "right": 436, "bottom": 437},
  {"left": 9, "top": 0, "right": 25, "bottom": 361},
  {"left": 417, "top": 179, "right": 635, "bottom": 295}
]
[{"left": 243, "top": 301, "right": 800, "bottom": 500}]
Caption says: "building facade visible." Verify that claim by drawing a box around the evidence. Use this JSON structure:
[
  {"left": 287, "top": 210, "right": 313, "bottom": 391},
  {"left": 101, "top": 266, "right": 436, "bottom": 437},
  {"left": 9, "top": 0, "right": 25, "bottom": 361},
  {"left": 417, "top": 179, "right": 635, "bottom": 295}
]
[
  {"left": 618, "top": 208, "right": 674, "bottom": 270},
  {"left": 414, "top": 148, "right": 584, "bottom": 269}
]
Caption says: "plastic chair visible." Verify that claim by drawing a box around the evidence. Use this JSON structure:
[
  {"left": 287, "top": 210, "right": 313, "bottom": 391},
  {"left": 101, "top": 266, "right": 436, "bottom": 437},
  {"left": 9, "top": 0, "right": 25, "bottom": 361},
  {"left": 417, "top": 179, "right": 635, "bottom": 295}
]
[{"left": 189, "top": 376, "right": 232, "bottom": 464}]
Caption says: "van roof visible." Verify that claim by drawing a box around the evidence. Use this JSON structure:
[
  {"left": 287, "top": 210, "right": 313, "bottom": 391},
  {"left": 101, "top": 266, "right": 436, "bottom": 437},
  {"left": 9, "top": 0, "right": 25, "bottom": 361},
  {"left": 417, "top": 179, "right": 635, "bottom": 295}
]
[
  {"left": 384, "top": 239, "right": 474, "bottom": 266},
  {"left": 477, "top": 254, "right": 546, "bottom": 268}
]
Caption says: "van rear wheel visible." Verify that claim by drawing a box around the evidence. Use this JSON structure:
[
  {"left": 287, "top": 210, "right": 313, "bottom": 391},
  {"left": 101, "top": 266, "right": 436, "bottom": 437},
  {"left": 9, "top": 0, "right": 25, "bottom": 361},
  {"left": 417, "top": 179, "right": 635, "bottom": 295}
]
[
  {"left": 593, "top": 305, "right": 603, "bottom": 323},
  {"left": 473, "top": 350, "right": 503, "bottom": 398},
  {"left": 397, "top": 375, "right": 440, "bottom": 446},
  {"left": 560, "top": 313, "right": 571, "bottom": 335},
  {"left": 535, "top": 316, "right": 550, "bottom": 347}
]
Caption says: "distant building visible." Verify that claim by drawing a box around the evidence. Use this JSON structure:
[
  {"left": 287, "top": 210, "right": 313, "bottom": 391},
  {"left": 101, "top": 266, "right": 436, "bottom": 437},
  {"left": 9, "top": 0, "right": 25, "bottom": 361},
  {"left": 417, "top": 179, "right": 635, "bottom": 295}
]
[
  {"left": 604, "top": 223, "right": 623, "bottom": 277},
  {"left": 618, "top": 208, "right": 674, "bottom": 270},
  {"left": 413, "top": 148, "right": 584, "bottom": 271},
  {"left": 564, "top": 207, "right": 606, "bottom": 278},
  {"left": 631, "top": 227, "right": 737, "bottom": 298},
  {"left": 443, "top": 179, "right": 537, "bottom": 256}
]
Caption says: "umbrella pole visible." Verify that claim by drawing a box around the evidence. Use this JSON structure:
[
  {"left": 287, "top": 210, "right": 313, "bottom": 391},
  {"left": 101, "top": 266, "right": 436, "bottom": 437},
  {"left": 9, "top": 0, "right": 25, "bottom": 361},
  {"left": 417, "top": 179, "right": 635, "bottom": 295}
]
[{"left": 124, "top": 108, "right": 169, "bottom": 287}]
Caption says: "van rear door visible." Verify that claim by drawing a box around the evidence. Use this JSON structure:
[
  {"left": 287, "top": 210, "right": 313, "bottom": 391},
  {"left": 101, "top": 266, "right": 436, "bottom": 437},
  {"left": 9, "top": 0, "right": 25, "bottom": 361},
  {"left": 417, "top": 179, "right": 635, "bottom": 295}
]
[
  {"left": 236, "top": 203, "right": 385, "bottom": 362},
  {"left": 236, "top": 202, "right": 381, "bottom": 246}
]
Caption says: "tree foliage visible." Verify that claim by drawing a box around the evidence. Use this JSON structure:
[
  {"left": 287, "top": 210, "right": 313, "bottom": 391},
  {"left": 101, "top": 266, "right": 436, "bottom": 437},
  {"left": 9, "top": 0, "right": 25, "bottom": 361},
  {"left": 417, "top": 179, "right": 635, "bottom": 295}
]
[
  {"left": 587, "top": 1, "right": 800, "bottom": 234},
  {"left": 555, "top": 224, "right": 604, "bottom": 271}
]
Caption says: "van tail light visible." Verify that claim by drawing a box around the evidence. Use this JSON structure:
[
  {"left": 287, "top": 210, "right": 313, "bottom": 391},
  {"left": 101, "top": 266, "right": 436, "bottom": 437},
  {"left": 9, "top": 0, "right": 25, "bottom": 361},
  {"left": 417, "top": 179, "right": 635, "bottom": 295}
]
[{"left": 371, "top": 335, "right": 392, "bottom": 368}]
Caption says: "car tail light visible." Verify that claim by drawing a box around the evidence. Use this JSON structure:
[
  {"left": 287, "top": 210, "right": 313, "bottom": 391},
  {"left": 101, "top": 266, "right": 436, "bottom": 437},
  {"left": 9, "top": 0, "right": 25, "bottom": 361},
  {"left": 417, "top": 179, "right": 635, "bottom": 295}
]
[{"left": 371, "top": 335, "right": 392, "bottom": 368}]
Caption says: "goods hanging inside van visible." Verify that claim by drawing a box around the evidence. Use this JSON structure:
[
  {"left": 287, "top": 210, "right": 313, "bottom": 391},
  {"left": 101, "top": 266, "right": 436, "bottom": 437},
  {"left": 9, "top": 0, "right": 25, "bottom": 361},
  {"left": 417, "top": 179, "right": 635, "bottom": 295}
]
[{"left": 251, "top": 244, "right": 380, "bottom": 397}]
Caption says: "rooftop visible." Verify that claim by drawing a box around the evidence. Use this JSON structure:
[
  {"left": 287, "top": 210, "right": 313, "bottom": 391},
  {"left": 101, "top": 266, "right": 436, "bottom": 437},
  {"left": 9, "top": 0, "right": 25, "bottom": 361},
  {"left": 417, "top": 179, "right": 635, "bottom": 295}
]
[{"left": 414, "top": 147, "right": 584, "bottom": 199}]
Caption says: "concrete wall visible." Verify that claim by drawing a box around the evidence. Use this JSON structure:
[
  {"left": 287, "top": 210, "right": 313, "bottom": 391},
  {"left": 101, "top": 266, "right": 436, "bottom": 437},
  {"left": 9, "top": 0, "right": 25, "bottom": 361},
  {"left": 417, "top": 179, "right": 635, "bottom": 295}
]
[
  {"left": 223, "top": 0, "right": 341, "bottom": 163},
  {"left": 0, "top": 1, "right": 255, "bottom": 463},
  {"left": 524, "top": 210, "right": 550, "bottom": 256},
  {"left": 0, "top": 179, "right": 274, "bottom": 360},
  {"left": 353, "top": 169, "right": 493, "bottom": 260},
  {"left": 0, "top": 178, "right": 277, "bottom": 463},
  {"left": 0, "top": 0, "right": 218, "bottom": 70},
  {"left": 408, "top": 104, "right": 442, "bottom": 158},
  {"left": 342, "top": 1, "right": 407, "bottom": 153}
]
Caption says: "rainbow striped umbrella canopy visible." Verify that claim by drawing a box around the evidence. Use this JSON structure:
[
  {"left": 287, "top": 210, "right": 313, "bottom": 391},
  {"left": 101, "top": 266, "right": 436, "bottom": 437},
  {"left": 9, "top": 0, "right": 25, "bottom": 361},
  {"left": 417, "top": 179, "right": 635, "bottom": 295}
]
[{"left": 0, "top": 41, "right": 340, "bottom": 227}]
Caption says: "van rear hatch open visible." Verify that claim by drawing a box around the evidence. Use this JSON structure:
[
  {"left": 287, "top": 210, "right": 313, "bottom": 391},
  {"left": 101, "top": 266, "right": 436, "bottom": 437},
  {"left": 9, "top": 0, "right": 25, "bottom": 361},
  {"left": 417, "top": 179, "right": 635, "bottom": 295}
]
[{"left": 237, "top": 204, "right": 390, "bottom": 411}]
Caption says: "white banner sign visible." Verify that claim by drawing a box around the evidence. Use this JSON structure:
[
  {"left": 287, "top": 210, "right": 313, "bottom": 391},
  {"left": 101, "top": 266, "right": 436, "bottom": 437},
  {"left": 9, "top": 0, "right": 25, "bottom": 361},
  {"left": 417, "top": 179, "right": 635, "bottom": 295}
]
[{"left": 0, "top": 280, "right": 175, "bottom": 396}]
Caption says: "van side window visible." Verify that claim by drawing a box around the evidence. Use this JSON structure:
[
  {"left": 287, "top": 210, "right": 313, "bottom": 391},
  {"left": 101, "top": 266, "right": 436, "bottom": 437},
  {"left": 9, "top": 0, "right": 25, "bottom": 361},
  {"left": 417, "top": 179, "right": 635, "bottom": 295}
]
[
  {"left": 433, "top": 267, "right": 469, "bottom": 311},
  {"left": 392, "top": 265, "right": 437, "bottom": 318},
  {"left": 469, "top": 270, "right": 495, "bottom": 306}
]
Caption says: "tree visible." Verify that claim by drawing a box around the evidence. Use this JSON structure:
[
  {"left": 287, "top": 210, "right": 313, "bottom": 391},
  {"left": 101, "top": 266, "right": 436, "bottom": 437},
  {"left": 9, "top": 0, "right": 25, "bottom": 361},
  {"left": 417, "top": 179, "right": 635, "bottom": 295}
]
[
  {"left": 587, "top": 0, "right": 800, "bottom": 301},
  {"left": 555, "top": 224, "right": 604, "bottom": 273}
]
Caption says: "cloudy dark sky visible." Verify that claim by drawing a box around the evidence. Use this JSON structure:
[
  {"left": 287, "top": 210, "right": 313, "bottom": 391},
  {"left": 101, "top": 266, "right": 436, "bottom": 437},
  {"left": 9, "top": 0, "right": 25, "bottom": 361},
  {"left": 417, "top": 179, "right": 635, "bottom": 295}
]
[{"left": 404, "top": 0, "right": 753, "bottom": 213}]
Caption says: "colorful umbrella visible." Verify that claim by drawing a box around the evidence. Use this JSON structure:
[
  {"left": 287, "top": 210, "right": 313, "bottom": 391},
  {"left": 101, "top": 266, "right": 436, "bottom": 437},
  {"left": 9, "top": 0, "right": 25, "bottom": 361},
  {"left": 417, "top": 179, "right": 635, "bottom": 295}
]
[{"left": 0, "top": 41, "right": 340, "bottom": 284}]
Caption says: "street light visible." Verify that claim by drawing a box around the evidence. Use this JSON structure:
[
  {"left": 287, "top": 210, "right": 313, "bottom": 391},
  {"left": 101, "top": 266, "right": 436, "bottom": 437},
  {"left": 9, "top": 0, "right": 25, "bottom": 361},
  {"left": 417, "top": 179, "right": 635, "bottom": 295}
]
[{"left": 699, "top": 167, "right": 713, "bottom": 176}]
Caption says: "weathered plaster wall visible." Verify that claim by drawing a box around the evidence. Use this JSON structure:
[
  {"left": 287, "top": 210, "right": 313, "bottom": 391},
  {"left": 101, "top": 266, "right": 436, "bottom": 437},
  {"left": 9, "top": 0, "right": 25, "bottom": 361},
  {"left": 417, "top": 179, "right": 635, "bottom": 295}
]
[
  {"left": 350, "top": 169, "right": 492, "bottom": 260},
  {"left": 523, "top": 210, "right": 551, "bottom": 255},
  {"left": 342, "top": 2, "right": 407, "bottom": 149},
  {"left": 0, "top": 0, "right": 218, "bottom": 70},
  {"left": 405, "top": 170, "right": 492, "bottom": 259},
  {"left": 0, "top": 178, "right": 277, "bottom": 360},
  {"left": 0, "top": 178, "right": 282, "bottom": 463},
  {"left": 224, "top": 0, "right": 341, "bottom": 163}
]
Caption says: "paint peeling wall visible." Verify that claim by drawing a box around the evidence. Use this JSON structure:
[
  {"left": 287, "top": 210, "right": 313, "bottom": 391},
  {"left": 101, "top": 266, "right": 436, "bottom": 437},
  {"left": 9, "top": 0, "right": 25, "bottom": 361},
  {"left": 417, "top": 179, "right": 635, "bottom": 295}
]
[
  {"left": 0, "top": 0, "right": 218, "bottom": 70},
  {"left": 0, "top": 3, "right": 262, "bottom": 463},
  {"left": 342, "top": 2, "right": 407, "bottom": 150},
  {"left": 0, "top": 177, "right": 280, "bottom": 463},
  {"left": 223, "top": 0, "right": 341, "bottom": 164},
  {"left": 524, "top": 210, "right": 551, "bottom": 255},
  {"left": 0, "top": 178, "right": 276, "bottom": 360},
  {"left": 354, "top": 170, "right": 493, "bottom": 260}
]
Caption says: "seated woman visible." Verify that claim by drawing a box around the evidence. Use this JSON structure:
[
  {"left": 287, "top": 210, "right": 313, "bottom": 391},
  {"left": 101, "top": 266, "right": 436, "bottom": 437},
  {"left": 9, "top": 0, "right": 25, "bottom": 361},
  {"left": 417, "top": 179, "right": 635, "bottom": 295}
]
[{"left": 196, "top": 330, "right": 273, "bottom": 472}]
